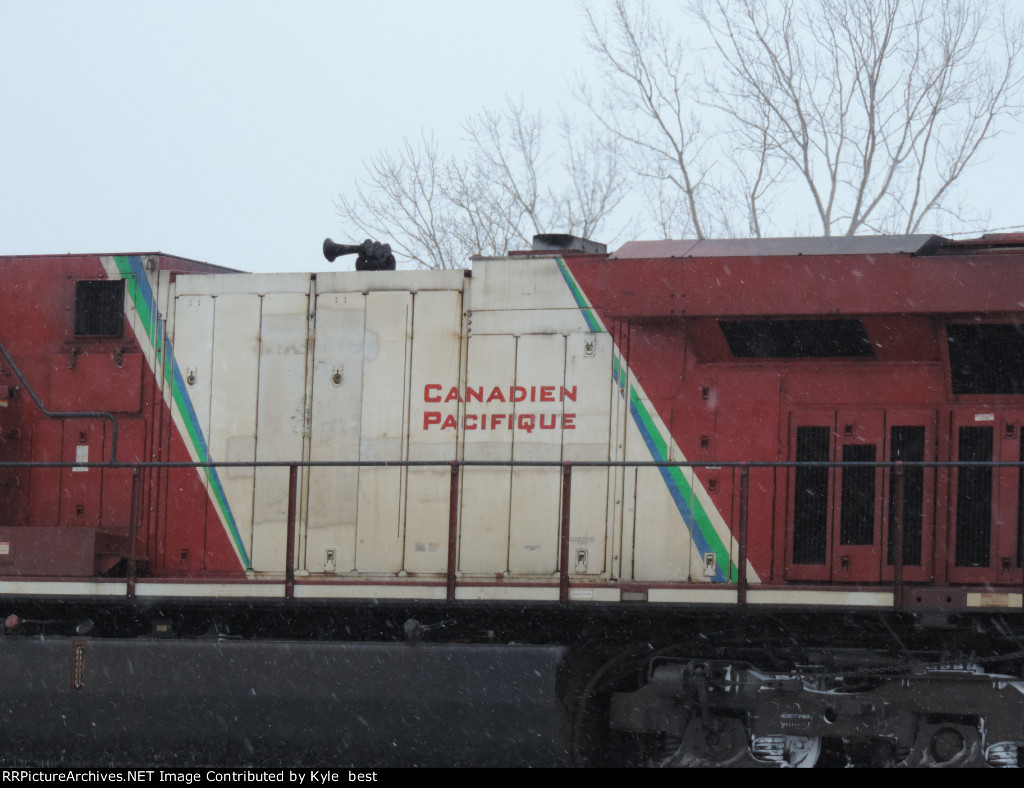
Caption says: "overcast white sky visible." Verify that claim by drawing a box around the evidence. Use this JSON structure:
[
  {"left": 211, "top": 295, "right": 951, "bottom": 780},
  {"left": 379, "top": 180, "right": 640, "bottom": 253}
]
[
  {"left": 1, "top": 1, "right": 598, "bottom": 272},
  {"left": 2, "top": 1, "right": 1022, "bottom": 273}
]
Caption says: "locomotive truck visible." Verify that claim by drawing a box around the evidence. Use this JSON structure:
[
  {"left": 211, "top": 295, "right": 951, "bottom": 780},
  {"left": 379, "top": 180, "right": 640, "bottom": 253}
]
[{"left": 0, "top": 232, "right": 1021, "bottom": 766}]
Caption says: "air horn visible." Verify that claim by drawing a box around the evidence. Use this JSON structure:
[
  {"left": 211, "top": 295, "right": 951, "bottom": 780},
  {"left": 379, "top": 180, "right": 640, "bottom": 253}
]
[{"left": 323, "top": 238, "right": 396, "bottom": 271}]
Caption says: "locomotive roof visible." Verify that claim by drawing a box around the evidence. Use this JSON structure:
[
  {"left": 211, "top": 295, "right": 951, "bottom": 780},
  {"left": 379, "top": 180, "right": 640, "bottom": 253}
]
[
  {"left": 0, "top": 251, "right": 239, "bottom": 275},
  {"left": 553, "top": 232, "right": 1024, "bottom": 319},
  {"left": 611, "top": 235, "right": 944, "bottom": 259},
  {"left": 610, "top": 233, "right": 1024, "bottom": 259}
]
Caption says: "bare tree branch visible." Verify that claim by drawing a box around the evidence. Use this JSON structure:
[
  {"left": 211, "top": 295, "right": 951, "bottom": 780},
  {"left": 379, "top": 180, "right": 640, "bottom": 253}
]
[
  {"left": 334, "top": 101, "right": 629, "bottom": 269},
  {"left": 337, "top": 1, "right": 1022, "bottom": 256},
  {"left": 577, "top": 0, "right": 728, "bottom": 238},
  {"left": 584, "top": 0, "right": 1023, "bottom": 237}
]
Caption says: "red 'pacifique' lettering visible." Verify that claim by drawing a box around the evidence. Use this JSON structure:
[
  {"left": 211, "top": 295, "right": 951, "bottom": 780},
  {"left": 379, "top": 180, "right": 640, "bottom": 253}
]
[
  {"left": 423, "top": 412, "right": 578, "bottom": 431},
  {"left": 424, "top": 410, "right": 459, "bottom": 430}
]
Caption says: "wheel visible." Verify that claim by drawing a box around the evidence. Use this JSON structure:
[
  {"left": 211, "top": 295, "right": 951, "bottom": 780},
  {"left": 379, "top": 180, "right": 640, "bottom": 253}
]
[{"left": 571, "top": 644, "right": 676, "bottom": 767}]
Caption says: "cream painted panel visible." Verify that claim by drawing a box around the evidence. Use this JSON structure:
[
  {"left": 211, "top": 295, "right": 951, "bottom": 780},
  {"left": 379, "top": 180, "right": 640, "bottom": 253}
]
[
  {"left": 170, "top": 295, "right": 215, "bottom": 450},
  {"left": 356, "top": 291, "right": 411, "bottom": 573},
  {"left": 168, "top": 295, "right": 215, "bottom": 569},
  {"left": 567, "top": 468, "right": 612, "bottom": 576},
  {"left": 564, "top": 333, "right": 615, "bottom": 576},
  {"left": 316, "top": 269, "right": 465, "bottom": 295},
  {"left": 466, "top": 258, "right": 578, "bottom": 311},
  {"left": 508, "top": 334, "right": 564, "bottom": 575},
  {"left": 454, "top": 586, "right": 560, "bottom": 602},
  {"left": 631, "top": 466, "right": 694, "bottom": 581},
  {"left": 608, "top": 348, "right": 630, "bottom": 581},
  {"left": 624, "top": 370, "right": 729, "bottom": 583},
  {"left": 251, "top": 293, "right": 310, "bottom": 573},
  {"left": 458, "top": 334, "right": 516, "bottom": 574},
  {"left": 306, "top": 292, "right": 365, "bottom": 573},
  {"left": 174, "top": 272, "right": 312, "bottom": 297},
  {"left": 467, "top": 309, "right": 590, "bottom": 336},
  {"left": 405, "top": 290, "right": 461, "bottom": 574},
  {"left": 206, "top": 294, "right": 261, "bottom": 561},
  {"left": 624, "top": 359, "right": 696, "bottom": 581}
]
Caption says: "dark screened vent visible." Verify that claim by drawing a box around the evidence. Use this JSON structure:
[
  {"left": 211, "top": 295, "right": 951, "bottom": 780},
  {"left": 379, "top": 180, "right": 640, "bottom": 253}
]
[
  {"left": 839, "top": 444, "right": 876, "bottom": 546},
  {"left": 793, "top": 426, "right": 829, "bottom": 565},
  {"left": 1018, "top": 430, "right": 1023, "bottom": 568},
  {"left": 74, "top": 280, "right": 125, "bottom": 337},
  {"left": 720, "top": 319, "right": 873, "bottom": 358},
  {"left": 887, "top": 426, "right": 924, "bottom": 567},
  {"left": 955, "top": 426, "right": 993, "bottom": 568},
  {"left": 947, "top": 323, "right": 1024, "bottom": 395}
]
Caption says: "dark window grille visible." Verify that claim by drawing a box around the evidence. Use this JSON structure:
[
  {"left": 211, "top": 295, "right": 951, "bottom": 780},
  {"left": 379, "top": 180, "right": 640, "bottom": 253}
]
[
  {"left": 956, "top": 426, "right": 993, "bottom": 567},
  {"left": 887, "top": 426, "right": 924, "bottom": 566},
  {"left": 1019, "top": 430, "right": 1023, "bottom": 568},
  {"left": 947, "top": 323, "right": 1024, "bottom": 395},
  {"left": 74, "top": 280, "right": 125, "bottom": 337},
  {"left": 839, "top": 445, "right": 876, "bottom": 545},
  {"left": 793, "top": 426, "right": 830, "bottom": 564},
  {"left": 720, "top": 319, "right": 873, "bottom": 358}
]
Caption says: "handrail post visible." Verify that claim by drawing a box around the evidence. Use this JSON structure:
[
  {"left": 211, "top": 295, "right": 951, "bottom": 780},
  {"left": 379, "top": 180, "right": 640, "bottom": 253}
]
[
  {"left": 559, "top": 462, "right": 572, "bottom": 604},
  {"left": 738, "top": 466, "right": 749, "bottom": 606},
  {"left": 446, "top": 461, "right": 459, "bottom": 601},
  {"left": 285, "top": 462, "right": 298, "bottom": 600},
  {"left": 126, "top": 467, "right": 141, "bottom": 598},
  {"left": 893, "top": 463, "right": 904, "bottom": 611}
]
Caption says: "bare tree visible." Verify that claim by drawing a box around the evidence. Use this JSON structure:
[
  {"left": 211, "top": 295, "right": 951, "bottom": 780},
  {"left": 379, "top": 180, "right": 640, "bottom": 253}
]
[
  {"left": 581, "top": 0, "right": 1024, "bottom": 237},
  {"left": 334, "top": 101, "right": 629, "bottom": 269},
  {"left": 578, "top": 0, "right": 732, "bottom": 239}
]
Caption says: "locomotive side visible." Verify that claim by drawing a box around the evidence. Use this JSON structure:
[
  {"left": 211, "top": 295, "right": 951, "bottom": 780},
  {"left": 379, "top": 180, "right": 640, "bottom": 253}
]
[{"left": 0, "top": 234, "right": 1022, "bottom": 766}]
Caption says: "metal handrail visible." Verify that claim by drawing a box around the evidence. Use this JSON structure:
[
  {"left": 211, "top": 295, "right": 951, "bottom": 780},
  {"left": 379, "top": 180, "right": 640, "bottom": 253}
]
[
  {"left": 0, "top": 457, "right": 1019, "bottom": 609},
  {"left": 0, "top": 459, "right": 1020, "bottom": 469}
]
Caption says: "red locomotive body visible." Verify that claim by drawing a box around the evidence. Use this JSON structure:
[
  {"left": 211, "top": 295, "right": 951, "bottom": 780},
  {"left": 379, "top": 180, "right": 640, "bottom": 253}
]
[
  {"left": 0, "top": 235, "right": 1021, "bottom": 767},
  {"left": 0, "top": 253, "right": 240, "bottom": 583},
  {"left": 565, "top": 235, "right": 1024, "bottom": 599}
]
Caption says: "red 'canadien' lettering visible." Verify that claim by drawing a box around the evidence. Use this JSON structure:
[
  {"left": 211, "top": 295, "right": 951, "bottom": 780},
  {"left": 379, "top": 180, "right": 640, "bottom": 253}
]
[{"left": 422, "top": 384, "right": 577, "bottom": 404}]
